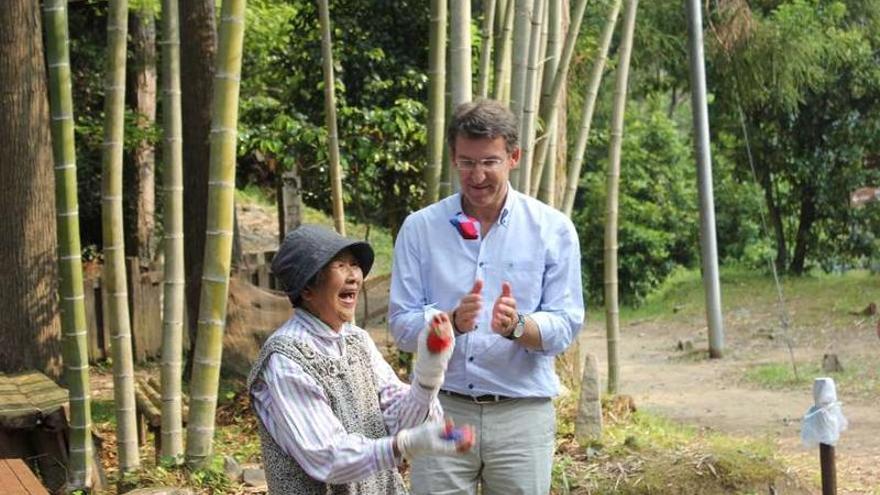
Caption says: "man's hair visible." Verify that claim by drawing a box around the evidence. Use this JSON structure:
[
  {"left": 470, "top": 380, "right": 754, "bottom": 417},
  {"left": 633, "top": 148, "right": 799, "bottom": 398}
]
[{"left": 446, "top": 99, "right": 519, "bottom": 154}]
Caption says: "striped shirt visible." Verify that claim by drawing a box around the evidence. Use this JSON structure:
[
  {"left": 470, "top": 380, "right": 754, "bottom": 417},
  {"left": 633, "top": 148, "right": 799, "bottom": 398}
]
[{"left": 251, "top": 310, "right": 442, "bottom": 484}]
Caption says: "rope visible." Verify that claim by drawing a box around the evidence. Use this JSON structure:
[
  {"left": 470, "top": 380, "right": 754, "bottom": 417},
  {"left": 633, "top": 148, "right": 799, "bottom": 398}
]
[{"left": 735, "top": 94, "right": 799, "bottom": 380}]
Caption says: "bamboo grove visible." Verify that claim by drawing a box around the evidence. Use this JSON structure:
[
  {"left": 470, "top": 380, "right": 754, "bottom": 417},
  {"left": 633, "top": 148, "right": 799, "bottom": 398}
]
[{"left": 29, "top": 0, "right": 652, "bottom": 485}]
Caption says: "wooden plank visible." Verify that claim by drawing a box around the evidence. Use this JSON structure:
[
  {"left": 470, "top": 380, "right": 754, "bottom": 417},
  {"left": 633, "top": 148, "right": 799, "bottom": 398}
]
[
  {"left": 84, "top": 277, "right": 101, "bottom": 362},
  {"left": 0, "top": 459, "right": 49, "bottom": 495},
  {"left": 143, "top": 278, "right": 163, "bottom": 359},
  {"left": 0, "top": 372, "right": 66, "bottom": 429},
  {"left": 127, "top": 257, "right": 147, "bottom": 362}
]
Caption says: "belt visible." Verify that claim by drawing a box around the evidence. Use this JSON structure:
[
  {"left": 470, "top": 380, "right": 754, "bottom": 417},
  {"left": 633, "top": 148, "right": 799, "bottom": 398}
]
[{"left": 440, "top": 389, "right": 514, "bottom": 404}]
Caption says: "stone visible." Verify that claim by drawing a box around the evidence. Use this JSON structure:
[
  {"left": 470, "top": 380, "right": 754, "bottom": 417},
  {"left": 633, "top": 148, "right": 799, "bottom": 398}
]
[
  {"left": 223, "top": 455, "right": 242, "bottom": 482},
  {"left": 574, "top": 353, "right": 602, "bottom": 446},
  {"left": 242, "top": 465, "right": 267, "bottom": 489},
  {"left": 822, "top": 353, "right": 843, "bottom": 373},
  {"left": 676, "top": 339, "right": 694, "bottom": 352}
]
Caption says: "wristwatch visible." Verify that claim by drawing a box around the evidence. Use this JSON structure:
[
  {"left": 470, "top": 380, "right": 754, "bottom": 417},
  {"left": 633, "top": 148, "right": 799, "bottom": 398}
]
[{"left": 504, "top": 313, "right": 526, "bottom": 340}]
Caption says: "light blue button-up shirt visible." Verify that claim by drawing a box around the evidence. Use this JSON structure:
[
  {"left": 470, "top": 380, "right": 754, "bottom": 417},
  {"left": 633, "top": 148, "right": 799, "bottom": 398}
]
[{"left": 389, "top": 186, "right": 585, "bottom": 398}]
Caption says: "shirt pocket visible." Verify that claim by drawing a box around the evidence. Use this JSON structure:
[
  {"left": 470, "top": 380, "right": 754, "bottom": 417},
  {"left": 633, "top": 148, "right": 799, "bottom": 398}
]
[{"left": 497, "top": 259, "right": 544, "bottom": 311}]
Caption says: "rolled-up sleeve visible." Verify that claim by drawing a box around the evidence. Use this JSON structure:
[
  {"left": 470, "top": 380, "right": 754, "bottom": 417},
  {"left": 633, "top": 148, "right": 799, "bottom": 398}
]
[
  {"left": 368, "top": 338, "right": 444, "bottom": 432},
  {"left": 388, "top": 216, "right": 429, "bottom": 353},
  {"left": 529, "top": 219, "right": 585, "bottom": 356}
]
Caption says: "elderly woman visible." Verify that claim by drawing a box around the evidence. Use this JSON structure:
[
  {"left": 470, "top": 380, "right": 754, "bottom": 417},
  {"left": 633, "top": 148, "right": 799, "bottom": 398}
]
[{"left": 248, "top": 225, "right": 471, "bottom": 494}]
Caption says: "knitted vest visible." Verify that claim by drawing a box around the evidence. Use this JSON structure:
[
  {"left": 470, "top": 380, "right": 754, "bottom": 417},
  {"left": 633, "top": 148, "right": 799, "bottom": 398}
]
[{"left": 247, "top": 330, "right": 408, "bottom": 495}]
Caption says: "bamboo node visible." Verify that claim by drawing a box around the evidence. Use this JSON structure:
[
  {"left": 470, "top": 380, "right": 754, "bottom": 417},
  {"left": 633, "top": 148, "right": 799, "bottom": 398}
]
[
  {"left": 66, "top": 363, "right": 89, "bottom": 371},
  {"left": 57, "top": 209, "right": 80, "bottom": 217},
  {"left": 215, "top": 71, "right": 242, "bottom": 82},
  {"left": 54, "top": 163, "right": 76, "bottom": 170},
  {"left": 51, "top": 113, "right": 73, "bottom": 121}
]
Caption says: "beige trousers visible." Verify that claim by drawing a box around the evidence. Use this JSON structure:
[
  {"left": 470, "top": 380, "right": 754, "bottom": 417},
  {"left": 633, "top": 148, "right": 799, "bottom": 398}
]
[{"left": 410, "top": 394, "right": 555, "bottom": 495}]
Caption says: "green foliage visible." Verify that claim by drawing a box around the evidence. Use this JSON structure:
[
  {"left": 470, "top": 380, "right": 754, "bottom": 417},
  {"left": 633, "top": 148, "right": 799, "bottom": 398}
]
[
  {"left": 237, "top": 0, "right": 431, "bottom": 234},
  {"left": 708, "top": 0, "right": 880, "bottom": 273},
  {"left": 574, "top": 100, "right": 699, "bottom": 304}
]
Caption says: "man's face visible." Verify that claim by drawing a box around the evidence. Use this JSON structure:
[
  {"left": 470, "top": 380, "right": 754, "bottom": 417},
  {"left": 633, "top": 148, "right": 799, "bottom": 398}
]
[
  {"left": 453, "top": 135, "right": 520, "bottom": 212},
  {"left": 301, "top": 250, "right": 363, "bottom": 331}
]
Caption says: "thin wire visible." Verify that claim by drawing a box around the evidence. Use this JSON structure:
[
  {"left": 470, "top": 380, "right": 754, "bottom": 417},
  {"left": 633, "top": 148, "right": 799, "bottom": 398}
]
[{"left": 736, "top": 96, "right": 799, "bottom": 380}]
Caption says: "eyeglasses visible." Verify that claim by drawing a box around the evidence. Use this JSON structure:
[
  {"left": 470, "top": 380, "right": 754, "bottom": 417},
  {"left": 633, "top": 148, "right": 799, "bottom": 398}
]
[{"left": 454, "top": 157, "right": 506, "bottom": 170}]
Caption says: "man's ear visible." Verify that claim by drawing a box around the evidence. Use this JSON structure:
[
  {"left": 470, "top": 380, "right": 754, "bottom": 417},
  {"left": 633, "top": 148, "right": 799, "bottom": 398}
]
[{"left": 509, "top": 146, "right": 522, "bottom": 168}]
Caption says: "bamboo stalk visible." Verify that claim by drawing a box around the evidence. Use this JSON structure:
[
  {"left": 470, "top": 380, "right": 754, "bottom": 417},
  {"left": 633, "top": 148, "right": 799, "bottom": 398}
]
[
  {"left": 493, "top": 0, "right": 516, "bottom": 103},
  {"left": 424, "top": 0, "right": 448, "bottom": 205},
  {"left": 102, "top": 0, "right": 140, "bottom": 472},
  {"left": 517, "top": 0, "right": 545, "bottom": 194},
  {"left": 159, "top": 0, "right": 185, "bottom": 463},
  {"left": 604, "top": 0, "right": 637, "bottom": 395},
  {"left": 450, "top": 0, "right": 473, "bottom": 106},
  {"left": 185, "top": 0, "right": 247, "bottom": 467},
  {"left": 508, "top": 0, "right": 534, "bottom": 189},
  {"left": 530, "top": 0, "right": 590, "bottom": 195},
  {"left": 317, "top": 0, "right": 345, "bottom": 235},
  {"left": 477, "top": 0, "right": 497, "bottom": 98},
  {"left": 43, "top": 0, "right": 94, "bottom": 487},
  {"left": 562, "top": 0, "right": 621, "bottom": 216}
]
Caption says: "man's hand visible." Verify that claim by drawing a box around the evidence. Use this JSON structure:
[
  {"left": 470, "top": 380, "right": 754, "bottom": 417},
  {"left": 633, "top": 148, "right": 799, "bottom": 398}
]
[
  {"left": 395, "top": 419, "right": 476, "bottom": 460},
  {"left": 491, "top": 282, "right": 518, "bottom": 335},
  {"left": 414, "top": 313, "right": 455, "bottom": 389},
  {"left": 452, "top": 279, "right": 483, "bottom": 333}
]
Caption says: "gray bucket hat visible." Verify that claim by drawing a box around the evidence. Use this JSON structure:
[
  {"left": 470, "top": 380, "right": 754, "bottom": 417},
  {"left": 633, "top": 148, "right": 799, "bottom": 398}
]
[{"left": 271, "top": 224, "right": 374, "bottom": 303}]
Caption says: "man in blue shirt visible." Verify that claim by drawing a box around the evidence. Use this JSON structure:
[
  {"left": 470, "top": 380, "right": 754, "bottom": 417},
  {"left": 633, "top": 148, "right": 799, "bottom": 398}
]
[{"left": 389, "top": 99, "right": 585, "bottom": 494}]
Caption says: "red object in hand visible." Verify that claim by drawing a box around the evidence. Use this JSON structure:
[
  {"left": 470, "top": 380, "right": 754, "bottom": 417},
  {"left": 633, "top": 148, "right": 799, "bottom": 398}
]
[
  {"left": 426, "top": 314, "right": 452, "bottom": 353},
  {"left": 443, "top": 423, "right": 475, "bottom": 450}
]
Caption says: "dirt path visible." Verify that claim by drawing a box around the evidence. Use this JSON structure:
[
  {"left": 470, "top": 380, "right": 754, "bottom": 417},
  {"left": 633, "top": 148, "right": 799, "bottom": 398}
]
[{"left": 579, "top": 319, "right": 880, "bottom": 494}]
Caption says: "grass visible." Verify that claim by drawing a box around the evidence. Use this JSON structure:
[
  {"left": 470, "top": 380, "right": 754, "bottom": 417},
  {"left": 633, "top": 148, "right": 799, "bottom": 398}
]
[
  {"left": 744, "top": 359, "right": 880, "bottom": 399},
  {"left": 551, "top": 393, "right": 806, "bottom": 494},
  {"left": 235, "top": 186, "right": 396, "bottom": 277},
  {"left": 617, "top": 265, "right": 880, "bottom": 324}
]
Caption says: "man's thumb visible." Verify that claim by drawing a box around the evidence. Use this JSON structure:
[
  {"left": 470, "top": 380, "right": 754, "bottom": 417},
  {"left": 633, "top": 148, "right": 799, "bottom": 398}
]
[
  {"left": 501, "top": 281, "right": 512, "bottom": 298},
  {"left": 470, "top": 279, "right": 483, "bottom": 295}
]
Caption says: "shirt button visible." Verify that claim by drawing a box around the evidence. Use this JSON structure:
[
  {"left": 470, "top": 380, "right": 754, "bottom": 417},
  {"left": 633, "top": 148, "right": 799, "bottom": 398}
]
[
  {"left": 468, "top": 384, "right": 474, "bottom": 389},
  {"left": 468, "top": 356, "right": 474, "bottom": 362},
  {"left": 479, "top": 262, "right": 485, "bottom": 267}
]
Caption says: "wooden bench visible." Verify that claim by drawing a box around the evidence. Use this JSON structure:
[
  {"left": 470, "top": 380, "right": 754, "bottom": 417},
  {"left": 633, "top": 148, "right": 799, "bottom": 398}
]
[
  {"left": 0, "top": 459, "right": 49, "bottom": 495},
  {"left": 134, "top": 376, "right": 188, "bottom": 461}
]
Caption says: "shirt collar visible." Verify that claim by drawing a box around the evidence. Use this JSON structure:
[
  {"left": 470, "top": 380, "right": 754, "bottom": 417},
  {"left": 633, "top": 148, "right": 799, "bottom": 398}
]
[{"left": 452, "top": 181, "right": 517, "bottom": 228}]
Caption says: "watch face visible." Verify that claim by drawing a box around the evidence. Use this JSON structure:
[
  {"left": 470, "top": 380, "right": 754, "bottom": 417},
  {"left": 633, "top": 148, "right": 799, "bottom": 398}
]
[{"left": 512, "top": 314, "right": 525, "bottom": 338}]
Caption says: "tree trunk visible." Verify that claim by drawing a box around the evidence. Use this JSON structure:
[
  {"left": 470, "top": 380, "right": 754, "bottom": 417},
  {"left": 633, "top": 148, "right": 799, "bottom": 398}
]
[
  {"left": 760, "top": 166, "right": 787, "bottom": 272},
  {"left": 159, "top": 0, "right": 185, "bottom": 463},
  {"left": 185, "top": 0, "right": 247, "bottom": 468},
  {"left": 790, "top": 186, "right": 816, "bottom": 275},
  {"left": 0, "top": 0, "right": 63, "bottom": 382},
  {"left": 604, "top": 0, "right": 637, "bottom": 395},
  {"left": 317, "top": 0, "right": 345, "bottom": 235},
  {"left": 424, "top": 0, "right": 447, "bottom": 205},
  {"left": 477, "top": 0, "right": 496, "bottom": 98},
  {"left": 180, "top": 0, "right": 216, "bottom": 381},
  {"left": 126, "top": 5, "right": 157, "bottom": 263},
  {"left": 102, "top": 0, "right": 140, "bottom": 472},
  {"left": 562, "top": 0, "right": 621, "bottom": 216},
  {"left": 42, "top": 0, "right": 95, "bottom": 487}
]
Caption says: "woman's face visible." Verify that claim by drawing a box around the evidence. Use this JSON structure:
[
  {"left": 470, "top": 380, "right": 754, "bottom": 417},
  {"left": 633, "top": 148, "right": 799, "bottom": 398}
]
[{"left": 301, "top": 250, "right": 363, "bottom": 331}]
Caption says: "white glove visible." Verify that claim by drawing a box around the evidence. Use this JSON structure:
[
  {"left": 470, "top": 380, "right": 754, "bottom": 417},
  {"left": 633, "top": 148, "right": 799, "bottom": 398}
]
[
  {"left": 395, "top": 420, "right": 459, "bottom": 460},
  {"left": 413, "top": 312, "right": 455, "bottom": 389}
]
